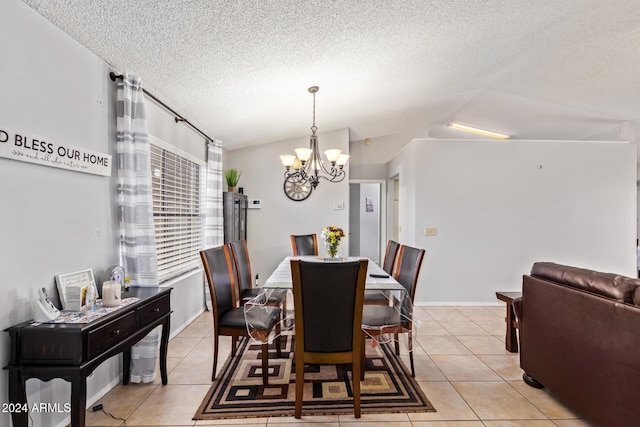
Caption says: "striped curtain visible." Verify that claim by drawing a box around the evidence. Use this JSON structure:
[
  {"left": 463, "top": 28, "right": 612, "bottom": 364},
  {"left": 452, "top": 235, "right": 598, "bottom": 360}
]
[
  {"left": 116, "top": 73, "right": 159, "bottom": 383},
  {"left": 203, "top": 140, "right": 224, "bottom": 310}
]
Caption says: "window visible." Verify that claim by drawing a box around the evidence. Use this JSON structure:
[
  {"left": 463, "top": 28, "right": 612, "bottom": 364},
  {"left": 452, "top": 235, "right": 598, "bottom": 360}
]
[{"left": 150, "top": 139, "right": 205, "bottom": 282}]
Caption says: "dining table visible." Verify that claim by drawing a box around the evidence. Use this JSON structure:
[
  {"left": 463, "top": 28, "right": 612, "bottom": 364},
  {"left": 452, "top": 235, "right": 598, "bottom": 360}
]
[
  {"left": 243, "top": 256, "right": 417, "bottom": 348},
  {"left": 263, "top": 255, "right": 406, "bottom": 292}
]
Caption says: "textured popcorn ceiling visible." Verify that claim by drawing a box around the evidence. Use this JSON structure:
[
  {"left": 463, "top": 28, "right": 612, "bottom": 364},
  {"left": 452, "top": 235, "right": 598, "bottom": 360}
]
[{"left": 22, "top": 0, "right": 640, "bottom": 157}]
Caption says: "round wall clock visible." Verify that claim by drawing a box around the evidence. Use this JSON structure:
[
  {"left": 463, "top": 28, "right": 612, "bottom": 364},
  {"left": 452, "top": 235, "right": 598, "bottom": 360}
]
[{"left": 284, "top": 180, "right": 312, "bottom": 201}]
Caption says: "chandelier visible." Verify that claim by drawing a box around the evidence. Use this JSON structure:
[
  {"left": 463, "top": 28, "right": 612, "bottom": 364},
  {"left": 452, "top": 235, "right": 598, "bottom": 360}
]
[{"left": 280, "top": 86, "right": 349, "bottom": 201}]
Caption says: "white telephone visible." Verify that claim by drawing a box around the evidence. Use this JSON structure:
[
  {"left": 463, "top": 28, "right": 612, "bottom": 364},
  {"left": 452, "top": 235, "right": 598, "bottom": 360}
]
[{"left": 33, "top": 287, "right": 61, "bottom": 322}]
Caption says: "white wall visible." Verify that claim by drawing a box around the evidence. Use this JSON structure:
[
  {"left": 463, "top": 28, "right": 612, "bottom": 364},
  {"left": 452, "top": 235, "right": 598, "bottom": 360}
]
[
  {"left": 389, "top": 139, "right": 637, "bottom": 304},
  {"left": 227, "top": 128, "right": 350, "bottom": 280},
  {"left": 0, "top": 2, "right": 205, "bottom": 426}
]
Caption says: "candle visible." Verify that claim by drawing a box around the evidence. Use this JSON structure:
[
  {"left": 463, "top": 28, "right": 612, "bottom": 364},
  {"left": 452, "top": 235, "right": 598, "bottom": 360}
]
[{"left": 102, "top": 281, "right": 121, "bottom": 307}]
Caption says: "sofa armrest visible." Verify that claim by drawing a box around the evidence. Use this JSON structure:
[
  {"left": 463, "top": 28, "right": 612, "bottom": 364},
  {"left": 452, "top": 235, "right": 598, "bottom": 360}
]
[{"left": 513, "top": 297, "right": 523, "bottom": 323}]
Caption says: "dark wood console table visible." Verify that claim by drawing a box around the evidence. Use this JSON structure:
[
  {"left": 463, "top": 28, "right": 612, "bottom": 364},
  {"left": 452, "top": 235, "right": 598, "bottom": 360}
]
[{"left": 4, "top": 287, "right": 172, "bottom": 427}]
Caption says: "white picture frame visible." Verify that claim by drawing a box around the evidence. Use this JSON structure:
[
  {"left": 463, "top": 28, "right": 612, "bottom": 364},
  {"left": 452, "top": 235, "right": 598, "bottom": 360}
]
[{"left": 55, "top": 268, "right": 95, "bottom": 311}]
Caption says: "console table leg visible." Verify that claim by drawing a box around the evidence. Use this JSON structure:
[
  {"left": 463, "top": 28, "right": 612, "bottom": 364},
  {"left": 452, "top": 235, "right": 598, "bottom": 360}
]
[
  {"left": 123, "top": 348, "right": 131, "bottom": 385},
  {"left": 8, "top": 369, "right": 28, "bottom": 427},
  {"left": 70, "top": 373, "right": 86, "bottom": 427},
  {"left": 159, "top": 316, "right": 171, "bottom": 385}
]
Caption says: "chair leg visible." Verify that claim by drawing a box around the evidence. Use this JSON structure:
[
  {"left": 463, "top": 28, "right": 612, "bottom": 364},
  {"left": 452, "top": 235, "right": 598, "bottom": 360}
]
[
  {"left": 275, "top": 322, "right": 282, "bottom": 358},
  {"left": 261, "top": 343, "right": 269, "bottom": 385},
  {"left": 231, "top": 336, "right": 238, "bottom": 357},
  {"left": 295, "top": 352, "right": 304, "bottom": 418},
  {"left": 353, "top": 353, "right": 361, "bottom": 418},
  {"left": 212, "top": 331, "right": 219, "bottom": 381},
  {"left": 408, "top": 331, "right": 415, "bottom": 377},
  {"left": 360, "top": 333, "right": 366, "bottom": 381},
  {"left": 394, "top": 333, "right": 400, "bottom": 355}
]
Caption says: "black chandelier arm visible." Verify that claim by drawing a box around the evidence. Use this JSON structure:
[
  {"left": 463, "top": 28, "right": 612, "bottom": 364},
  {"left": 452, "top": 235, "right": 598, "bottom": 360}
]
[{"left": 316, "top": 167, "right": 346, "bottom": 183}]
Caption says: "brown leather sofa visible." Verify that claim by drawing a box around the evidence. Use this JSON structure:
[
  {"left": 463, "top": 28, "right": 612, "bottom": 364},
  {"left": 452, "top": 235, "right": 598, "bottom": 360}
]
[{"left": 513, "top": 262, "right": 640, "bottom": 427}]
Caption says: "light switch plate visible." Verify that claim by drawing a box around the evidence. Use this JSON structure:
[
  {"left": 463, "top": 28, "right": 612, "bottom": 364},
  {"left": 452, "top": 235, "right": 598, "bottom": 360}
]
[
  {"left": 425, "top": 227, "right": 437, "bottom": 236},
  {"left": 333, "top": 201, "right": 344, "bottom": 210}
]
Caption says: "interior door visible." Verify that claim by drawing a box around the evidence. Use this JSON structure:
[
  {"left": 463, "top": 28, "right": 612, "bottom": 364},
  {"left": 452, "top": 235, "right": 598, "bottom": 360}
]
[{"left": 348, "top": 182, "right": 382, "bottom": 263}]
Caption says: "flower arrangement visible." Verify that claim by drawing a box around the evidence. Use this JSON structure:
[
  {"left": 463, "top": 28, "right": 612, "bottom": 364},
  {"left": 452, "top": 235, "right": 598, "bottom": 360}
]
[{"left": 321, "top": 225, "right": 345, "bottom": 258}]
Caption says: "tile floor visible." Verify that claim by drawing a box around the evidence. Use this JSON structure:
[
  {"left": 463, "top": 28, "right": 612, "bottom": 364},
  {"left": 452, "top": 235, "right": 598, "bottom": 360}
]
[{"left": 82, "top": 305, "right": 592, "bottom": 427}]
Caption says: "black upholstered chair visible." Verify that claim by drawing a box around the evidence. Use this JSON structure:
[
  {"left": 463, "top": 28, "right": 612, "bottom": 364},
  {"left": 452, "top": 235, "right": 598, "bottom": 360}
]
[
  {"left": 228, "top": 240, "right": 287, "bottom": 311},
  {"left": 382, "top": 240, "right": 400, "bottom": 275},
  {"left": 291, "top": 258, "right": 368, "bottom": 418},
  {"left": 361, "top": 244, "right": 425, "bottom": 377},
  {"left": 290, "top": 233, "right": 319, "bottom": 256},
  {"left": 200, "top": 245, "right": 282, "bottom": 385},
  {"left": 364, "top": 240, "right": 401, "bottom": 305}
]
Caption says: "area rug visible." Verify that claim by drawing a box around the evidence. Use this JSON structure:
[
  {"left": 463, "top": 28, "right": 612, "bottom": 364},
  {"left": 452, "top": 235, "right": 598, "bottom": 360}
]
[{"left": 193, "top": 332, "right": 436, "bottom": 419}]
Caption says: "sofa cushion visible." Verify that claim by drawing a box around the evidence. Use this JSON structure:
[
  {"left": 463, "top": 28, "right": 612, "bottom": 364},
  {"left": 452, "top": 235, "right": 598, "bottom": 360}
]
[
  {"left": 531, "top": 262, "right": 639, "bottom": 303},
  {"left": 634, "top": 286, "right": 640, "bottom": 306}
]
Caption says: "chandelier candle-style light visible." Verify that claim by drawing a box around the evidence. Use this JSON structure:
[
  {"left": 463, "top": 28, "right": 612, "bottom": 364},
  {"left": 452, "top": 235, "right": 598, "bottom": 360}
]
[{"left": 280, "top": 86, "right": 349, "bottom": 201}]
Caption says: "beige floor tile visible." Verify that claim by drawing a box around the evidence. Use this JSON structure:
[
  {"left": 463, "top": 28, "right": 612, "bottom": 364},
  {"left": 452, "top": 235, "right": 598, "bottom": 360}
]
[
  {"left": 508, "top": 381, "right": 583, "bottom": 420},
  {"left": 339, "top": 412, "right": 411, "bottom": 423},
  {"left": 151, "top": 356, "right": 183, "bottom": 385},
  {"left": 477, "top": 354, "right": 522, "bottom": 381},
  {"left": 178, "top": 320, "right": 213, "bottom": 338},
  {"left": 416, "top": 320, "right": 451, "bottom": 336},
  {"left": 92, "top": 305, "right": 589, "bottom": 426},
  {"left": 85, "top": 383, "right": 157, "bottom": 426},
  {"left": 339, "top": 422, "right": 412, "bottom": 426},
  {"left": 168, "top": 336, "right": 204, "bottom": 358},
  {"left": 483, "top": 421, "right": 557, "bottom": 426},
  {"left": 430, "top": 355, "right": 502, "bottom": 381},
  {"left": 550, "top": 420, "right": 592, "bottom": 426},
  {"left": 413, "top": 308, "right": 437, "bottom": 322},
  {"left": 267, "top": 415, "right": 339, "bottom": 425},
  {"left": 417, "top": 335, "right": 471, "bottom": 355},
  {"left": 126, "top": 384, "right": 212, "bottom": 425},
  {"left": 195, "top": 418, "right": 267, "bottom": 425},
  {"left": 456, "top": 307, "right": 503, "bottom": 322},
  {"left": 456, "top": 335, "right": 508, "bottom": 355},
  {"left": 409, "top": 381, "right": 478, "bottom": 421},
  {"left": 452, "top": 382, "right": 546, "bottom": 420},
  {"left": 424, "top": 308, "right": 469, "bottom": 322},
  {"left": 170, "top": 357, "right": 216, "bottom": 384},
  {"left": 411, "top": 422, "right": 485, "bottom": 426},
  {"left": 401, "top": 354, "right": 447, "bottom": 381},
  {"left": 475, "top": 321, "right": 507, "bottom": 336},
  {"left": 439, "top": 321, "right": 491, "bottom": 336},
  {"left": 186, "top": 337, "right": 216, "bottom": 358}
]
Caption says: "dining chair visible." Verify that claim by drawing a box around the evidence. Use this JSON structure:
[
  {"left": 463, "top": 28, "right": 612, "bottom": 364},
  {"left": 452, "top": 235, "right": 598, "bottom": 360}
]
[
  {"left": 228, "top": 240, "right": 287, "bottom": 314},
  {"left": 291, "top": 258, "right": 368, "bottom": 418},
  {"left": 200, "top": 245, "right": 282, "bottom": 385},
  {"left": 364, "top": 239, "right": 401, "bottom": 305},
  {"left": 361, "top": 244, "right": 425, "bottom": 377},
  {"left": 290, "top": 233, "right": 319, "bottom": 256}
]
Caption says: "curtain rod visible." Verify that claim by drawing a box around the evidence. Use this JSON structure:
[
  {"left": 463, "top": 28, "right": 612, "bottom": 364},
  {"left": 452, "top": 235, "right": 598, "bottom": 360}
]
[{"left": 109, "top": 72, "right": 216, "bottom": 145}]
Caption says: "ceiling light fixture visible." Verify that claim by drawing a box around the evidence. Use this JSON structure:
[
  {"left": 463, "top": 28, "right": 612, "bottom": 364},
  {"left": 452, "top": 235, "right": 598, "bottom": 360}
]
[
  {"left": 280, "top": 86, "right": 349, "bottom": 201},
  {"left": 447, "top": 122, "right": 510, "bottom": 140}
]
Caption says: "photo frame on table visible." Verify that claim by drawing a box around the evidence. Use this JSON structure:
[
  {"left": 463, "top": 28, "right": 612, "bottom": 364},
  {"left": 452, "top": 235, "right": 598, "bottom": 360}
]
[{"left": 55, "top": 268, "right": 95, "bottom": 311}]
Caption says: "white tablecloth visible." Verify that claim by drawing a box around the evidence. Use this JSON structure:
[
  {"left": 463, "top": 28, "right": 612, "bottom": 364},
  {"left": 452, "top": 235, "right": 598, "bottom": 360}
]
[{"left": 263, "top": 256, "right": 405, "bottom": 292}]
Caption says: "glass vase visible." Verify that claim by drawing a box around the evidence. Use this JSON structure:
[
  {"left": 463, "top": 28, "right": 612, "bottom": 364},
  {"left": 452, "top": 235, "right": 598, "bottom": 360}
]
[{"left": 326, "top": 242, "right": 340, "bottom": 259}]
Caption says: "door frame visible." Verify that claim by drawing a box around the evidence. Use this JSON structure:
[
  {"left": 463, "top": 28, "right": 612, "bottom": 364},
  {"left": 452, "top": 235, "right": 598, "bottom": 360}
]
[{"left": 349, "top": 179, "right": 387, "bottom": 264}]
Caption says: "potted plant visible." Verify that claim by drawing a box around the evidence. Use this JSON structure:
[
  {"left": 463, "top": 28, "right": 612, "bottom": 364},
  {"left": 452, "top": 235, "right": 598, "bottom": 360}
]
[{"left": 224, "top": 168, "right": 241, "bottom": 192}]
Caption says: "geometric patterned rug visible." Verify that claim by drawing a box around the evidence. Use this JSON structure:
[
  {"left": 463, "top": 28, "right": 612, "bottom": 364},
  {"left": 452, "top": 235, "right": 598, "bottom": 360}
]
[{"left": 193, "top": 331, "right": 436, "bottom": 419}]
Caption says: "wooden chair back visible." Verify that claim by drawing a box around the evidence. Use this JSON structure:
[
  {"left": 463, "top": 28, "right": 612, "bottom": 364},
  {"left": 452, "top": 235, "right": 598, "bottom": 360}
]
[
  {"left": 290, "top": 258, "right": 368, "bottom": 418},
  {"left": 290, "top": 233, "right": 319, "bottom": 256}
]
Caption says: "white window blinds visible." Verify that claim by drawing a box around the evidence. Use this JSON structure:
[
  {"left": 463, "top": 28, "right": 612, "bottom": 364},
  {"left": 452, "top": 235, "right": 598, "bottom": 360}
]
[{"left": 150, "top": 143, "right": 204, "bottom": 283}]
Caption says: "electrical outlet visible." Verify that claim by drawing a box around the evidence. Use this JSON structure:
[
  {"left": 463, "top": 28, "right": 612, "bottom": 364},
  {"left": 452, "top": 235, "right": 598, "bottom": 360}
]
[{"left": 425, "top": 227, "right": 437, "bottom": 236}]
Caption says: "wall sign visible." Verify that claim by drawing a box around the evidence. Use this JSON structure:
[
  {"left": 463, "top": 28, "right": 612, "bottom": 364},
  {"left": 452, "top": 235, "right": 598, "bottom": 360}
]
[{"left": 0, "top": 125, "right": 111, "bottom": 177}]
